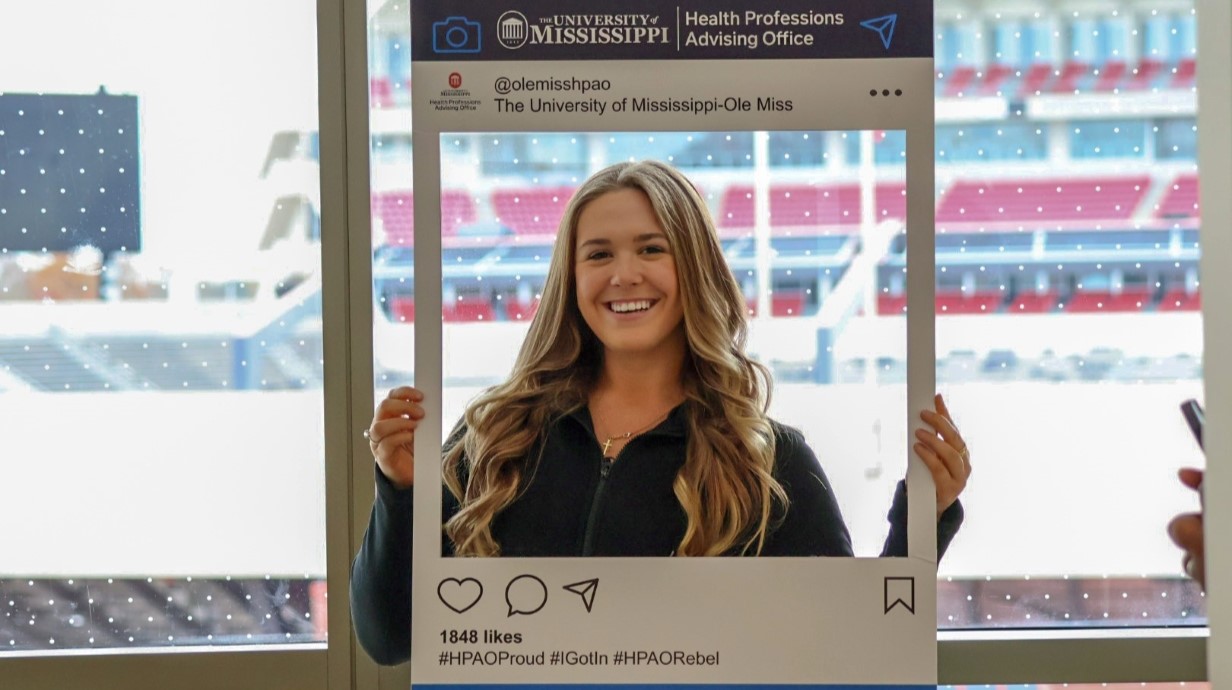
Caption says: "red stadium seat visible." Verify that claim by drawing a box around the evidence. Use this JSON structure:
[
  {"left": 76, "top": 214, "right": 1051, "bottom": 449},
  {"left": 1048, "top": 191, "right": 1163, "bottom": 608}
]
[
  {"left": 1009, "top": 291, "right": 1058, "bottom": 314},
  {"left": 944, "top": 65, "right": 978, "bottom": 97},
  {"left": 771, "top": 292, "right": 808, "bottom": 317},
  {"left": 877, "top": 293, "right": 907, "bottom": 315},
  {"left": 1154, "top": 173, "right": 1199, "bottom": 220},
  {"left": 1062, "top": 288, "right": 1153, "bottom": 313},
  {"left": 372, "top": 190, "right": 477, "bottom": 246},
  {"left": 1171, "top": 58, "right": 1197, "bottom": 89},
  {"left": 444, "top": 296, "right": 496, "bottom": 322},
  {"left": 369, "top": 77, "right": 394, "bottom": 109},
  {"left": 507, "top": 297, "right": 541, "bottom": 321},
  {"left": 389, "top": 297, "right": 415, "bottom": 322},
  {"left": 936, "top": 176, "right": 1150, "bottom": 228},
  {"left": 977, "top": 63, "right": 1014, "bottom": 96},
  {"left": 1051, "top": 61, "right": 1090, "bottom": 93},
  {"left": 935, "top": 290, "right": 1003, "bottom": 314},
  {"left": 718, "top": 183, "right": 906, "bottom": 233},
  {"left": 742, "top": 293, "right": 809, "bottom": 317},
  {"left": 1094, "top": 61, "right": 1128, "bottom": 92},
  {"left": 1018, "top": 63, "right": 1054, "bottom": 97},
  {"left": 1158, "top": 289, "right": 1201, "bottom": 311},
  {"left": 492, "top": 187, "right": 574, "bottom": 236},
  {"left": 1126, "top": 59, "right": 1164, "bottom": 91},
  {"left": 373, "top": 191, "right": 414, "bottom": 247}
]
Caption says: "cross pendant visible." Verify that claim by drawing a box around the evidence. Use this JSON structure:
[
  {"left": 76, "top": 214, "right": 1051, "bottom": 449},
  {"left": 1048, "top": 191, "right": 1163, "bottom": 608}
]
[{"left": 602, "top": 438, "right": 613, "bottom": 456}]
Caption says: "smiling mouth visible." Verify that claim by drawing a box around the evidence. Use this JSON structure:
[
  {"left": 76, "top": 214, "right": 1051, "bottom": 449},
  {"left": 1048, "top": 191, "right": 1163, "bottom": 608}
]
[{"left": 607, "top": 299, "right": 657, "bottom": 314}]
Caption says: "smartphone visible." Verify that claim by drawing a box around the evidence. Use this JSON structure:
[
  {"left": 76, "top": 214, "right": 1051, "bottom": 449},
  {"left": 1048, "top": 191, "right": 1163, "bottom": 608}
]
[{"left": 1180, "top": 398, "right": 1204, "bottom": 451}]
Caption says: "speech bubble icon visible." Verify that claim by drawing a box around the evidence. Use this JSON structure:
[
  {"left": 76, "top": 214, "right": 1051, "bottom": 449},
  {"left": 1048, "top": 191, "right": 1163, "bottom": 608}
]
[{"left": 505, "top": 574, "right": 548, "bottom": 617}]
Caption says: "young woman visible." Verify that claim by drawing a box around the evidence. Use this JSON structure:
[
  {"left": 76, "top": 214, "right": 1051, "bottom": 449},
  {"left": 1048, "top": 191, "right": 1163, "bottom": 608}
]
[{"left": 351, "top": 160, "right": 970, "bottom": 663}]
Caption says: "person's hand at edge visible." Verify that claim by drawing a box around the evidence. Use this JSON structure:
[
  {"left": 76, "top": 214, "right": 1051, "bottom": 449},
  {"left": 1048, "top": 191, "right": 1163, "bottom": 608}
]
[
  {"left": 1168, "top": 467, "right": 1205, "bottom": 589},
  {"left": 368, "top": 386, "right": 424, "bottom": 490},
  {"left": 914, "top": 393, "right": 972, "bottom": 521}
]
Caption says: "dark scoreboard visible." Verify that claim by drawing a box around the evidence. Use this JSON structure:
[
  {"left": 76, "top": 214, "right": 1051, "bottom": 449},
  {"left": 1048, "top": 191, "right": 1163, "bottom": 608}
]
[{"left": 0, "top": 91, "right": 141, "bottom": 253}]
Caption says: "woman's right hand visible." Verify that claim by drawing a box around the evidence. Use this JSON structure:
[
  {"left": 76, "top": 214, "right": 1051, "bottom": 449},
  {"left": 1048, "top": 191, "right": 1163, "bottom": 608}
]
[{"left": 368, "top": 386, "right": 425, "bottom": 489}]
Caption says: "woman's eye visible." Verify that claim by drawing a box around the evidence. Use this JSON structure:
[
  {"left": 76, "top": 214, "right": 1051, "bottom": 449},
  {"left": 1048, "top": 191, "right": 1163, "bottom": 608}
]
[
  {"left": 587, "top": 251, "right": 611, "bottom": 260},
  {"left": 641, "top": 245, "right": 667, "bottom": 254}
]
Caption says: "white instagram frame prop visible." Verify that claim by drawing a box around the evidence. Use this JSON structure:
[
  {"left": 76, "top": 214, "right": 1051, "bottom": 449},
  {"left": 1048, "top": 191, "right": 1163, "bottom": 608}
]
[{"left": 410, "top": 1, "right": 938, "bottom": 686}]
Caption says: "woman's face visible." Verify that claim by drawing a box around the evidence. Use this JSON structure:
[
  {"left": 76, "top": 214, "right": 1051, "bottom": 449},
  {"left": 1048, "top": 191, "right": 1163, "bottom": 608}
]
[{"left": 573, "top": 188, "right": 686, "bottom": 362}]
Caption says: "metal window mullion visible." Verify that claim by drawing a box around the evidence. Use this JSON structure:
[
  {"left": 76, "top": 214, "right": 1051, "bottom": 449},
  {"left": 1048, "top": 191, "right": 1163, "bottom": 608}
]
[
  {"left": 937, "top": 632, "right": 1207, "bottom": 684},
  {"left": 317, "top": 0, "right": 383, "bottom": 686},
  {"left": 1, "top": 648, "right": 327, "bottom": 690}
]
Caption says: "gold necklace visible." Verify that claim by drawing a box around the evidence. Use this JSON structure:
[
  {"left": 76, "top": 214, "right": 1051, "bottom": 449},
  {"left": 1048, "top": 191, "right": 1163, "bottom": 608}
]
[{"left": 596, "top": 408, "right": 673, "bottom": 457}]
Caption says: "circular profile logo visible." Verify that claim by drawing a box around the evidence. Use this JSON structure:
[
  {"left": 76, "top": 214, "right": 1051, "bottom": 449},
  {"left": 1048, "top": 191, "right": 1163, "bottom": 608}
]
[
  {"left": 496, "top": 11, "right": 530, "bottom": 49},
  {"left": 448, "top": 72, "right": 463, "bottom": 88}
]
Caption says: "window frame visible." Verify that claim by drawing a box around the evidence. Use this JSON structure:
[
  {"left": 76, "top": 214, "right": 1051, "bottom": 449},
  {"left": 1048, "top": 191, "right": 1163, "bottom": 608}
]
[{"left": 3, "top": 0, "right": 361, "bottom": 687}]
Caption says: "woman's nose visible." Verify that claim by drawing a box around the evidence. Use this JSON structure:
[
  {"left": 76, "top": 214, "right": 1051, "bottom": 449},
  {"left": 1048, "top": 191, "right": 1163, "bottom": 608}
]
[{"left": 609, "top": 253, "right": 643, "bottom": 286}]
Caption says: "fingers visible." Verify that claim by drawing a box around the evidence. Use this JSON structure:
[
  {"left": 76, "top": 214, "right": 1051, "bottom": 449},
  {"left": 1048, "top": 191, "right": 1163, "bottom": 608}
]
[
  {"left": 915, "top": 427, "right": 965, "bottom": 479},
  {"left": 1168, "top": 512, "right": 1205, "bottom": 587},
  {"left": 370, "top": 415, "right": 422, "bottom": 446},
  {"left": 1168, "top": 513, "right": 1203, "bottom": 552},
  {"left": 914, "top": 441, "right": 964, "bottom": 516},
  {"left": 934, "top": 393, "right": 953, "bottom": 422},
  {"left": 920, "top": 397, "right": 961, "bottom": 447},
  {"left": 1178, "top": 467, "right": 1204, "bottom": 491},
  {"left": 374, "top": 387, "right": 426, "bottom": 422}
]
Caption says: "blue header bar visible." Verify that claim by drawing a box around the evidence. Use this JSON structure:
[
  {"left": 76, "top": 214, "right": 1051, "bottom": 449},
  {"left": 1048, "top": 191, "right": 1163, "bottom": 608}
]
[{"left": 411, "top": 0, "right": 932, "bottom": 61}]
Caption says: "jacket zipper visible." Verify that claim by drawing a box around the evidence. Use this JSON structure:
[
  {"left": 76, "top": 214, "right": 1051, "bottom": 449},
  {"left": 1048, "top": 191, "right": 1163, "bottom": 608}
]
[{"left": 580, "top": 456, "right": 614, "bottom": 556}]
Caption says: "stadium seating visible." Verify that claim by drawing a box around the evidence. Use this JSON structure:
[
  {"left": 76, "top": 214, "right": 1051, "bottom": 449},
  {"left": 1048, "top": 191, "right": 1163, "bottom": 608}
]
[
  {"left": 935, "top": 290, "right": 1004, "bottom": 314},
  {"left": 1050, "top": 61, "right": 1089, "bottom": 93},
  {"left": 877, "top": 293, "right": 907, "bottom": 316},
  {"left": 743, "top": 291, "right": 813, "bottom": 317},
  {"left": 1093, "top": 61, "right": 1128, "bottom": 92},
  {"left": 1158, "top": 289, "right": 1201, "bottom": 311},
  {"left": 492, "top": 187, "right": 574, "bottom": 236},
  {"left": 936, "top": 176, "right": 1150, "bottom": 228},
  {"left": 1171, "top": 57, "right": 1197, "bottom": 89},
  {"left": 936, "top": 58, "right": 1193, "bottom": 97},
  {"left": 976, "top": 63, "right": 1014, "bottom": 96},
  {"left": 1009, "top": 291, "right": 1060, "bottom": 313},
  {"left": 943, "top": 65, "right": 979, "bottom": 97},
  {"left": 369, "top": 77, "right": 393, "bottom": 109},
  {"left": 372, "top": 190, "right": 477, "bottom": 247},
  {"left": 1019, "top": 63, "right": 1054, "bottom": 96},
  {"left": 719, "top": 183, "right": 906, "bottom": 233},
  {"left": 1154, "top": 173, "right": 1199, "bottom": 220},
  {"left": 444, "top": 295, "right": 497, "bottom": 322},
  {"left": 1061, "top": 287, "right": 1154, "bottom": 312},
  {"left": 389, "top": 296, "right": 415, "bottom": 322},
  {"left": 506, "top": 296, "right": 540, "bottom": 321},
  {"left": 1126, "top": 59, "right": 1164, "bottom": 91}
]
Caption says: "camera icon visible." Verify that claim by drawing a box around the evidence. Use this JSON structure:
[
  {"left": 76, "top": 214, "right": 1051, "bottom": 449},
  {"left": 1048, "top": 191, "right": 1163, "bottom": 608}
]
[{"left": 432, "top": 16, "right": 482, "bottom": 54}]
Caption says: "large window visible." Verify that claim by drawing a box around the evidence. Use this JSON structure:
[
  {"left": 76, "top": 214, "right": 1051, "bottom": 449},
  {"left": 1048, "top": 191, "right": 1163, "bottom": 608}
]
[{"left": 0, "top": 0, "right": 328, "bottom": 665}]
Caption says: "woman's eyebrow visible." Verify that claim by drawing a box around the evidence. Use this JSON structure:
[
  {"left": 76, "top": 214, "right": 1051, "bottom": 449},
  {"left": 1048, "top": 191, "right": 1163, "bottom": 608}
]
[{"left": 578, "top": 232, "right": 667, "bottom": 250}]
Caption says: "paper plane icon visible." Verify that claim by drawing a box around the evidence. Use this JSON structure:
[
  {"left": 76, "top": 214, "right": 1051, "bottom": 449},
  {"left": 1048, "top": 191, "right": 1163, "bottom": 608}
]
[
  {"left": 860, "top": 14, "right": 898, "bottom": 50},
  {"left": 562, "top": 578, "right": 599, "bottom": 613}
]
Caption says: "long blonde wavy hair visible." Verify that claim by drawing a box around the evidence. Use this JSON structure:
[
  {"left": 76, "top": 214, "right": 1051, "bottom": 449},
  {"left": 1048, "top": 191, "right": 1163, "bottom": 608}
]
[{"left": 443, "top": 160, "right": 787, "bottom": 556}]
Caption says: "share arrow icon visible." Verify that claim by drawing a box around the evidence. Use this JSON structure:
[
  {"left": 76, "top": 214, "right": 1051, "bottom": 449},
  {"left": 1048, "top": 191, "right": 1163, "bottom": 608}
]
[
  {"left": 563, "top": 578, "right": 600, "bottom": 613},
  {"left": 860, "top": 14, "right": 898, "bottom": 50}
]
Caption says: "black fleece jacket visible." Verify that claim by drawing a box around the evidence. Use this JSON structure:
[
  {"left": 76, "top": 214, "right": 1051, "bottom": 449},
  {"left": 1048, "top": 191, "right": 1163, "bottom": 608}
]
[{"left": 350, "top": 404, "right": 963, "bottom": 664}]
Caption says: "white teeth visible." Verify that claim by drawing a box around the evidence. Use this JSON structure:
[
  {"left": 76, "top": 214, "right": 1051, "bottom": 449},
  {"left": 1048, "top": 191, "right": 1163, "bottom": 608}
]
[{"left": 611, "top": 300, "right": 652, "bottom": 313}]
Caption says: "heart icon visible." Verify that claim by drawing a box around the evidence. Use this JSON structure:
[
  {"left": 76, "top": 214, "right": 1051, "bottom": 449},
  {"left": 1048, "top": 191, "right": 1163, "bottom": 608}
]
[{"left": 437, "top": 577, "right": 483, "bottom": 614}]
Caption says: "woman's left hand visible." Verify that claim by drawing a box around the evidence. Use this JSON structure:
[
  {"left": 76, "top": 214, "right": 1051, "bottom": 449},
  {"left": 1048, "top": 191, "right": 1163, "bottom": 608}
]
[{"left": 914, "top": 393, "right": 972, "bottom": 520}]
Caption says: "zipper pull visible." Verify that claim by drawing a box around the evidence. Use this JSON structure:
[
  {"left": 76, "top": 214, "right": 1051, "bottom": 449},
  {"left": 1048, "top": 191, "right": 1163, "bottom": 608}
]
[{"left": 600, "top": 457, "right": 613, "bottom": 479}]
